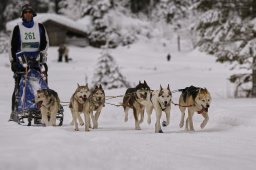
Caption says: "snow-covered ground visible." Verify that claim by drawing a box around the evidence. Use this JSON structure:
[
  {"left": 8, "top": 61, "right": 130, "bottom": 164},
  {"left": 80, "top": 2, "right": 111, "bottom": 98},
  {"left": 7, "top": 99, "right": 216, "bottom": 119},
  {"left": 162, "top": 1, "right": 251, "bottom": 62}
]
[{"left": 0, "top": 39, "right": 256, "bottom": 170}]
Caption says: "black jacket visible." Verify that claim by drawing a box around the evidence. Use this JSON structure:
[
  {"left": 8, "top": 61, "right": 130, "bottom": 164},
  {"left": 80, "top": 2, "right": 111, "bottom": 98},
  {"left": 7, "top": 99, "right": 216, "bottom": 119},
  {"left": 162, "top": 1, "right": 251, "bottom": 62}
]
[{"left": 10, "top": 22, "right": 48, "bottom": 72}]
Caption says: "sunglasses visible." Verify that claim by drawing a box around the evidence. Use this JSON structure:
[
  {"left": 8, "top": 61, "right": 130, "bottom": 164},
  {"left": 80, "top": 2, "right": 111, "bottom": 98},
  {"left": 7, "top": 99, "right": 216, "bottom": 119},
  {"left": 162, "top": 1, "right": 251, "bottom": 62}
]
[{"left": 23, "top": 10, "right": 32, "bottom": 14}]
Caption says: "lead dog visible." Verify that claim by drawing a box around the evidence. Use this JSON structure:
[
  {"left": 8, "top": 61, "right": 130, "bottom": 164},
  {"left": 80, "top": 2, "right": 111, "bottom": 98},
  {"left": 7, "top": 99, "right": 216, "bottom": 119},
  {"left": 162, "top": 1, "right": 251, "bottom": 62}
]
[
  {"left": 146, "top": 85, "right": 172, "bottom": 133},
  {"left": 178, "top": 86, "right": 212, "bottom": 131},
  {"left": 84, "top": 84, "right": 105, "bottom": 129},
  {"left": 122, "top": 81, "right": 151, "bottom": 130},
  {"left": 69, "top": 84, "right": 90, "bottom": 131},
  {"left": 35, "top": 89, "right": 60, "bottom": 126}
]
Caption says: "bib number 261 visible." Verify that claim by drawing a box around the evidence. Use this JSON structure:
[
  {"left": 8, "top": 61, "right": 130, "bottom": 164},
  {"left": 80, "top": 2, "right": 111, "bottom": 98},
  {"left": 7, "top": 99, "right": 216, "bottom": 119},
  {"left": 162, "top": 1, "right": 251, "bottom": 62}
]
[{"left": 25, "top": 32, "right": 36, "bottom": 40}]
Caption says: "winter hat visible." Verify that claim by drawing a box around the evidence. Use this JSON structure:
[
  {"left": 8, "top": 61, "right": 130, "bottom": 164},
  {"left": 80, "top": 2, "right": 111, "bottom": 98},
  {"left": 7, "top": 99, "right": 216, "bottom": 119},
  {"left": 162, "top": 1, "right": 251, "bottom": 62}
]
[{"left": 20, "top": 4, "right": 37, "bottom": 18}]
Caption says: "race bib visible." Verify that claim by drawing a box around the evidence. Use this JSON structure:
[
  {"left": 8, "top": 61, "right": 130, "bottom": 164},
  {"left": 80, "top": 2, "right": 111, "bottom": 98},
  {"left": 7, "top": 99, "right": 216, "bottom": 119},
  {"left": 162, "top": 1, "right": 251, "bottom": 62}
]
[{"left": 18, "top": 22, "right": 40, "bottom": 52}]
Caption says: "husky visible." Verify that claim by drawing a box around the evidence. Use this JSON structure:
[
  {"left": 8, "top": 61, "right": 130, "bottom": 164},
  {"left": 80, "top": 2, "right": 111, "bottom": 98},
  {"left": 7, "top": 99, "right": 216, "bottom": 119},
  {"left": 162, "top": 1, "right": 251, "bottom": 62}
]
[
  {"left": 122, "top": 80, "right": 151, "bottom": 130},
  {"left": 146, "top": 85, "right": 172, "bottom": 133},
  {"left": 84, "top": 84, "right": 105, "bottom": 129},
  {"left": 178, "top": 86, "right": 212, "bottom": 131},
  {"left": 35, "top": 89, "right": 60, "bottom": 126},
  {"left": 69, "top": 84, "right": 90, "bottom": 131}
]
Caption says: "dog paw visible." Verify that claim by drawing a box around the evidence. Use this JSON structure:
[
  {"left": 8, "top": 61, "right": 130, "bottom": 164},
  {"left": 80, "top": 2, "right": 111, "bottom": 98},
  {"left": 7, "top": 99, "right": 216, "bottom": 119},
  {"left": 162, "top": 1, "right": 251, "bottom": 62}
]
[
  {"left": 162, "top": 121, "right": 167, "bottom": 127},
  {"left": 201, "top": 122, "right": 206, "bottom": 129},
  {"left": 74, "top": 128, "right": 79, "bottom": 131},
  {"left": 135, "top": 127, "right": 141, "bottom": 130},
  {"left": 179, "top": 122, "right": 184, "bottom": 128},
  {"left": 155, "top": 129, "right": 163, "bottom": 133},
  {"left": 189, "top": 128, "right": 195, "bottom": 132},
  {"left": 147, "top": 118, "right": 151, "bottom": 124}
]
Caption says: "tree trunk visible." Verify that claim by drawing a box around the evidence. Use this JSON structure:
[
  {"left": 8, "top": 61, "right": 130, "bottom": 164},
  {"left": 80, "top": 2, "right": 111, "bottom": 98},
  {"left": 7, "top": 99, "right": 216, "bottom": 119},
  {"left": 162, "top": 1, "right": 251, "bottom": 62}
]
[{"left": 252, "top": 56, "right": 256, "bottom": 97}]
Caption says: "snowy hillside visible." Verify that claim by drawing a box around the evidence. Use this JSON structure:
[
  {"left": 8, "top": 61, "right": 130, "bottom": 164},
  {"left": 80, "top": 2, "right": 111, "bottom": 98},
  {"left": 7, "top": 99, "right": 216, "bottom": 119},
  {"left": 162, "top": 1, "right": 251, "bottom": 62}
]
[{"left": 0, "top": 38, "right": 256, "bottom": 170}]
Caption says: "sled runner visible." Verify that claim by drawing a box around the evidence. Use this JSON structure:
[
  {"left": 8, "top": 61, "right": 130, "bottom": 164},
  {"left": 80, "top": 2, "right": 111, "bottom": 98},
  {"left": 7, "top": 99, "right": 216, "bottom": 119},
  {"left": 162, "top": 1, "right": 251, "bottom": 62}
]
[{"left": 11, "top": 52, "right": 64, "bottom": 126}]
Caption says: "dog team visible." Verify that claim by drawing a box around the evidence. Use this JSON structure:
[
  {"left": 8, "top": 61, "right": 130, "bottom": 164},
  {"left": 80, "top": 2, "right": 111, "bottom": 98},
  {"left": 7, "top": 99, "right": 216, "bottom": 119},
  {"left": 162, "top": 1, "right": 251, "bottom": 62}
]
[{"left": 34, "top": 80, "right": 212, "bottom": 133}]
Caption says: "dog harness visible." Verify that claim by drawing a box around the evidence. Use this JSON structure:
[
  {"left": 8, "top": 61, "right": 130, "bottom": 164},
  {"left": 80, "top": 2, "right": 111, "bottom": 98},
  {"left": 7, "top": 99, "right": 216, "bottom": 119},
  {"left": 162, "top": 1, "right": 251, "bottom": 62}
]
[{"left": 150, "top": 92, "right": 171, "bottom": 111}]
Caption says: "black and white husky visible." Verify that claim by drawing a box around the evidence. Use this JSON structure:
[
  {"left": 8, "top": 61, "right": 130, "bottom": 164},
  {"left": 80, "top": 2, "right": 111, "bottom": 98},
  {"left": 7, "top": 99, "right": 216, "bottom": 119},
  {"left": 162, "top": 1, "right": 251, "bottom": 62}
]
[{"left": 146, "top": 85, "right": 172, "bottom": 133}]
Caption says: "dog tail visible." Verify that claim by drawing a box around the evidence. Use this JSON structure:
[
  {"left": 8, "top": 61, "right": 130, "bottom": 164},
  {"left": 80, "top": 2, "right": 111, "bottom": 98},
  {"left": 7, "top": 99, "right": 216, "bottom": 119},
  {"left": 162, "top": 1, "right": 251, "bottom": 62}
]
[{"left": 173, "top": 89, "right": 185, "bottom": 93}]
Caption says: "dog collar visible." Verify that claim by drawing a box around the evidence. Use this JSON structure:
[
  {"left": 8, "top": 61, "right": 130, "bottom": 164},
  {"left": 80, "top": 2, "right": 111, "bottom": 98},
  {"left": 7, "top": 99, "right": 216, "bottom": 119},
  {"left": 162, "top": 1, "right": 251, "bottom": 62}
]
[
  {"left": 158, "top": 99, "right": 171, "bottom": 111},
  {"left": 158, "top": 101, "right": 166, "bottom": 111},
  {"left": 194, "top": 102, "right": 207, "bottom": 114},
  {"left": 197, "top": 107, "right": 207, "bottom": 114}
]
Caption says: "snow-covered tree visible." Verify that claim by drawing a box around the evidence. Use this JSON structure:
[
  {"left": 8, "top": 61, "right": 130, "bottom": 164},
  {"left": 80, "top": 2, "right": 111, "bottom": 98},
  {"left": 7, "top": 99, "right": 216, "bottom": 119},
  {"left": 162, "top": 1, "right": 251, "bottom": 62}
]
[
  {"left": 192, "top": 0, "right": 256, "bottom": 97},
  {"left": 151, "top": 0, "right": 191, "bottom": 24},
  {"left": 58, "top": 0, "right": 87, "bottom": 20},
  {"left": 92, "top": 47, "right": 131, "bottom": 89},
  {"left": 0, "top": 32, "right": 9, "bottom": 54},
  {"left": 83, "top": 0, "right": 137, "bottom": 48}
]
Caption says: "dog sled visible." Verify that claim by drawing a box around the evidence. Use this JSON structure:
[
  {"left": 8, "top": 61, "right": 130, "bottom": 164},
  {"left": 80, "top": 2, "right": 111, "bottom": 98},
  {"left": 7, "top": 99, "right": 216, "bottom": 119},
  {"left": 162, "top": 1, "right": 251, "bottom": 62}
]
[{"left": 10, "top": 52, "right": 64, "bottom": 126}]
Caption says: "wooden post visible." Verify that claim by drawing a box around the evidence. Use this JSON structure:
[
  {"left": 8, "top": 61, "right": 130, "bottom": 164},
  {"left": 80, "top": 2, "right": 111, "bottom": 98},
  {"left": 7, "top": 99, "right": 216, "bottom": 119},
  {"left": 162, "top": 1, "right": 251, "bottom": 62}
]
[{"left": 177, "top": 35, "right": 180, "bottom": 52}]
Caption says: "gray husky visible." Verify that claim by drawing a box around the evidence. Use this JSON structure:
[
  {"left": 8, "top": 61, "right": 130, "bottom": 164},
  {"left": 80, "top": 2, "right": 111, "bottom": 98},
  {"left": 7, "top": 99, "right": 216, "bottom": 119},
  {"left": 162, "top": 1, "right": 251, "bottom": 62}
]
[
  {"left": 84, "top": 84, "right": 105, "bottom": 129},
  {"left": 69, "top": 84, "right": 90, "bottom": 131}
]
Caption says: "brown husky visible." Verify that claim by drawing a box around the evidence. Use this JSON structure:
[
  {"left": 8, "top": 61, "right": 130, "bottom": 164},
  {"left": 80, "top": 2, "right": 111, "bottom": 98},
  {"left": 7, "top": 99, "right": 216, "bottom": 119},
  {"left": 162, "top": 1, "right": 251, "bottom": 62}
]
[
  {"left": 122, "top": 81, "right": 151, "bottom": 130},
  {"left": 84, "top": 84, "right": 105, "bottom": 129},
  {"left": 69, "top": 84, "right": 90, "bottom": 131},
  {"left": 178, "top": 86, "right": 212, "bottom": 131}
]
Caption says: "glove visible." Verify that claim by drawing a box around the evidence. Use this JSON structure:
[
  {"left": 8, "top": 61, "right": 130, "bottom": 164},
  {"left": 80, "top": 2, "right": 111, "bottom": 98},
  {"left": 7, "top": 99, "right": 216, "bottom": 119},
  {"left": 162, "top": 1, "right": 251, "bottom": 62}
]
[
  {"left": 15, "top": 51, "right": 24, "bottom": 62},
  {"left": 11, "top": 62, "right": 25, "bottom": 73},
  {"left": 11, "top": 62, "right": 19, "bottom": 72},
  {"left": 37, "top": 51, "right": 47, "bottom": 63}
]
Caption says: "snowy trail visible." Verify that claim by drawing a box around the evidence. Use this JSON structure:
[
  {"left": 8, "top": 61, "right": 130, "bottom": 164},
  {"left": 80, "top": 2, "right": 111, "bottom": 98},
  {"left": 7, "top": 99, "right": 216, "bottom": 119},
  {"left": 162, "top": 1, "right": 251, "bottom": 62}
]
[{"left": 1, "top": 41, "right": 256, "bottom": 170}]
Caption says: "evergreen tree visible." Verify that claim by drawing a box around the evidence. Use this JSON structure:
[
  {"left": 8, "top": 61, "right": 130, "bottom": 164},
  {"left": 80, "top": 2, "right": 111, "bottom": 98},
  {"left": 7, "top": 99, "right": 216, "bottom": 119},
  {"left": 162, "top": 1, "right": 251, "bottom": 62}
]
[
  {"left": 84, "top": 0, "right": 136, "bottom": 48},
  {"left": 193, "top": 0, "right": 256, "bottom": 97},
  {"left": 151, "top": 0, "right": 191, "bottom": 24},
  {"left": 92, "top": 47, "right": 131, "bottom": 89},
  {"left": 58, "top": 0, "right": 87, "bottom": 19}
]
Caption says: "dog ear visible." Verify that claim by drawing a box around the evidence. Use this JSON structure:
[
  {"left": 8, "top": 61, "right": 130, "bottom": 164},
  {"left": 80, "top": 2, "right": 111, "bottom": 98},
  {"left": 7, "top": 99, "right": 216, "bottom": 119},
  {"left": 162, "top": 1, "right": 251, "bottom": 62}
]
[
  {"left": 139, "top": 81, "right": 141, "bottom": 84},
  {"left": 167, "top": 84, "right": 170, "bottom": 90},
  {"left": 44, "top": 89, "right": 48, "bottom": 96},
  {"left": 77, "top": 83, "right": 80, "bottom": 87},
  {"left": 160, "top": 85, "right": 163, "bottom": 91},
  {"left": 99, "top": 84, "right": 103, "bottom": 89},
  {"left": 85, "top": 83, "right": 88, "bottom": 88},
  {"left": 144, "top": 80, "right": 147, "bottom": 85}
]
